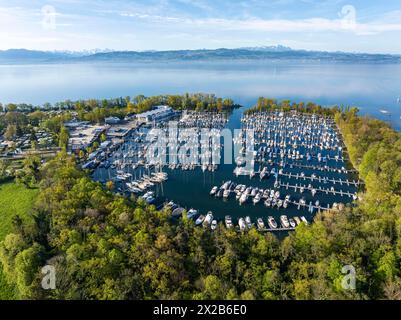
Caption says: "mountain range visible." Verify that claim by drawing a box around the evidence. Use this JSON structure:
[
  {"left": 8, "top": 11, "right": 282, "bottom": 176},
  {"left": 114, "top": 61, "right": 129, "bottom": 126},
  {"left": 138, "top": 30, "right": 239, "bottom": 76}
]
[{"left": 0, "top": 46, "right": 400, "bottom": 64}]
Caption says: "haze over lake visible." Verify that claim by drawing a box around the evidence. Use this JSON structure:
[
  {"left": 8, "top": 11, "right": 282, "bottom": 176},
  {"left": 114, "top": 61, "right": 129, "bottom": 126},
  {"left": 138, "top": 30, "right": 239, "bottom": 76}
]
[{"left": 0, "top": 60, "right": 400, "bottom": 129}]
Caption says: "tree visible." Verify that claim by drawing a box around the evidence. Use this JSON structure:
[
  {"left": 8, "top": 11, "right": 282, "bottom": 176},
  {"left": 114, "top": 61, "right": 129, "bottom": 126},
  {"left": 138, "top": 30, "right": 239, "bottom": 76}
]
[
  {"left": 14, "top": 244, "right": 44, "bottom": 298},
  {"left": 100, "top": 133, "right": 107, "bottom": 142},
  {"left": 106, "top": 180, "right": 114, "bottom": 191},
  {"left": 15, "top": 156, "right": 41, "bottom": 188},
  {"left": 4, "top": 124, "right": 17, "bottom": 140},
  {"left": 58, "top": 126, "right": 69, "bottom": 150},
  {"left": 6, "top": 103, "right": 17, "bottom": 112},
  {"left": 0, "top": 159, "right": 10, "bottom": 179}
]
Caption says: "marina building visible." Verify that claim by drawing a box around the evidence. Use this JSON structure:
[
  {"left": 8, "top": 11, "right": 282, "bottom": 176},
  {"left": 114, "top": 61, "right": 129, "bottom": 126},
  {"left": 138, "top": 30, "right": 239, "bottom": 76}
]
[
  {"left": 136, "top": 105, "right": 175, "bottom": 124},
  {"left": 67, "top": 123, "right": 109, "bottom": 152},
  {"left": 105, "top": 117, "right": 121, "bottom": 125}
]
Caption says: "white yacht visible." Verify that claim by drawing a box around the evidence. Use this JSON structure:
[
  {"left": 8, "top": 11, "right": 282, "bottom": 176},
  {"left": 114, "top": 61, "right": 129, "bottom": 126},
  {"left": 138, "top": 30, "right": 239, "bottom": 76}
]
[
  {"left": 245, "top": 216, "right": 252, "bottom": 229},
  {"left": 238, "top": 218, "right": 246, "bottom": 231},
  {"left": 223, "top": 189, "right": 231, "bottom": 199},
  {"left": 210, "top": 186, "right": 218, "bottom": 196},
  {"left": 186, "top": 209, "right": 198, "bottom": 219},
  {"left": 239, "top": 193, "right": 248, "bottom": 205},
  {"left": 195, "top": 215, "right": 205, "bottom": 226},
  {"left": 225, "top": 215, "right": 233, "bottom": 229},
  {"left": 300, "top": 216, "right": 309, "bottom": 225},
  {"left": 257, "top": 218, "right": 265, "bottom": 230},
  {"left": 267, "top": 216, "right": 278, "bottom": 229},
  {"left": 203, "top": 212, "right": 213, "bottom": 227},
  {"left": 211, "top": 220, "right": 218, "bottom": 231},
  {"left": 294, "top": 216, "right": 301, "bottom": 225},
  {"left": 280, "top": 215, "right": 290, "bottom": 228},
  {"left": 253, "top": 193, "right": 261, "bottom": 205}
]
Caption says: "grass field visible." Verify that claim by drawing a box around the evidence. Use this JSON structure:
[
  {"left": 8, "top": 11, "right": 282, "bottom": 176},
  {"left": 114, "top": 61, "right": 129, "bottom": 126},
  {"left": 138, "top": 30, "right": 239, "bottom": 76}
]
[{"left": 0, "top": 181, "right": 39, "bottom": 300}]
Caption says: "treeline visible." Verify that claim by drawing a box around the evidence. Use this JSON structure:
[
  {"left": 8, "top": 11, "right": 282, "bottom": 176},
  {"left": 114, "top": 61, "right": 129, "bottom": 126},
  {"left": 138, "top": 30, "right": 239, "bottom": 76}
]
[
  {"left": 245, "top": 97, "right": 342, "bottom": 116},
  {"left": 0, "top": 94, "right": 236, "bottom": 144},
  {"left": 1, "top": 94, "right": 237, "bottom": 125},
  {"left": 73, "top": 94, "right": 236, "bottom": 123},
  {"left": 1, "top": 108, "right": 401, "bottom": 300}
]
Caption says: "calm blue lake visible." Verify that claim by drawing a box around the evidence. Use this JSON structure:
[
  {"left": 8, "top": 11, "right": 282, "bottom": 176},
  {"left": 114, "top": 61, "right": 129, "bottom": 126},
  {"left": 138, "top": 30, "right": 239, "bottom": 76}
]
[{"left": 0, "top": 60, "right": 400, "bottom": 129}]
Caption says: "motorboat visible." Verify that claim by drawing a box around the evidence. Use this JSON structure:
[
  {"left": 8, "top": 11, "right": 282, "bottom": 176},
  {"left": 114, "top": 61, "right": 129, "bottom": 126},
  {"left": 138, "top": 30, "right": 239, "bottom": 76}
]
[
  {"left": 203, "top": 212, "right": 214, "bottom": 227},
  {"left": 210, "top": 186, "right": 218, "bottom": 196},
  {"left": 251, "top": 188, "right": 259, "bottom": 197},
  {"left": 293, "top": 216, "right": 301, "bottom": 225},
  {"left": 238, "top": 218, "right": 246, "bottom": 231},
  {"left": 253, "top": 193, "right": 261, "bottom": 205},
  {"left": 239, "top": 193, "right": 248, "bottom": 205},
  {"left": 223, "top": 189, "right": 231, "bottom": 199},
  {"left": 245, "top": 216, "right": 252, "bottom": 229},
  {"left": 225, "top": 215, "right": 233, "bottom": 229},
  {"left": 257, "top": 218, "right": 265, "bottom": 230},
  {"left": 267, "top": 216, "right": 278, "bottom": 229},
  {"left": 216, "top": 189, "right": 224, "bottom": 198},
  {"left": 300, "top": 216, "right": 309, "bottom": 225},
  {"left": 195, "top": 215, "right": 205, "bottom": 226},
  {"left": 280, "top": 215, "right": 290, "bottom": 228},
  {"left": 211, "top": 220, "right": 218, "bottom": 231},
  {"left": 186, "top": 209, "right": 198, "bottom": 219}
]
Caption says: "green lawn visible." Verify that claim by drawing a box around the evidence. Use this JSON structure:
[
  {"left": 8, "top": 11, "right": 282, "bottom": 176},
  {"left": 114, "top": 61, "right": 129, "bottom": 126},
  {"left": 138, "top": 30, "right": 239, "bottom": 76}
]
[{"left": 0, "top": 181, "right": 38, "bottom": 300}]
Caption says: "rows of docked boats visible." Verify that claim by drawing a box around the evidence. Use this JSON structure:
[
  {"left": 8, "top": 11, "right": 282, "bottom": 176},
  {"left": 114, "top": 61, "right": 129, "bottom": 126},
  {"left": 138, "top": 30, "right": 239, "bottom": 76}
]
[
  {"left": 178, "top": 111, "right": 228, "bottom": 129},
  {"left": 167, "top": 162, "right": 219, "bottom": 172},
  {"left": 163, "top": 200, "right": 308, "bottom": 232},
  {"left": 123, "top": 172, "right": 168, "bottom": 194},
  {"left": 199, "top": 213, "right": 308, "bottom": 231},
  {"left": 235, "top": 214, "right": 308, "bottom": 231},
  {"left": 210, "top": 181, "right": 333, "bottom": 212},
  {"left": 240, "top": 112, "right": 342, "bottom": 152}
]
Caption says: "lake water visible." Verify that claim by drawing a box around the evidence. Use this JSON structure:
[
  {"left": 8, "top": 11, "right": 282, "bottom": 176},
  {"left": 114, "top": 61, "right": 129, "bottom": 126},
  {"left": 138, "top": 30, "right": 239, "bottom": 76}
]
[{"left": 0, "top": 60, "right": 400, "bottom": 129}]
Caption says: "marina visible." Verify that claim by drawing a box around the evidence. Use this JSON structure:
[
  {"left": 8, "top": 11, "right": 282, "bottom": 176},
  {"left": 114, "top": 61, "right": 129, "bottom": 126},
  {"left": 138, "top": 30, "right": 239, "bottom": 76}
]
[{"left": 91, "top": 107, "right": 361, "bottom": 233}]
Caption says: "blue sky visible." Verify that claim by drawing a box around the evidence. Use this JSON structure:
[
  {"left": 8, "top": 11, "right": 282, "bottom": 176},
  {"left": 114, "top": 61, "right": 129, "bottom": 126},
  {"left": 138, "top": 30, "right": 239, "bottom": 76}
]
[{"left": 1, "top": 0, "right": 401, "bottom": 53}]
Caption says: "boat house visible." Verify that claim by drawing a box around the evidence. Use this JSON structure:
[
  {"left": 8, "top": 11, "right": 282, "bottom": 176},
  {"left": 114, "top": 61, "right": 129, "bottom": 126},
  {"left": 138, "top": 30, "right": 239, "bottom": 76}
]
[{"left": 136, "top": 105, "right": 174, "bottom": 124}]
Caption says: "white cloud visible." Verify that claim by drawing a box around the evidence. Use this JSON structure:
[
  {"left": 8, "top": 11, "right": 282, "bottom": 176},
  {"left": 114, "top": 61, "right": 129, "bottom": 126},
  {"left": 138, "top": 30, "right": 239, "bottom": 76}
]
[{"left": 119, "top": 11, "right": 401, "bottom": 35}]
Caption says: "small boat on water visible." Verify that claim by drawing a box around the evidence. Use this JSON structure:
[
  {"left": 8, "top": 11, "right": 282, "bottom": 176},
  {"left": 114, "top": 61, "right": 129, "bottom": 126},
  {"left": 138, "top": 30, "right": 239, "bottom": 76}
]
[
  {"left": 211, "top": 220, "right": 218, "bottom": 230},
  {"left": 239, "top": 193, "right": 248, "bottom": 205},
  {"left": 238, "top": 218, "right": 246, "bottom": 231},
  {"left": 300, "top": 216, "right": 309, "bottom": 225},
  {"left": 145, "top": 196, "right": 155, "bottom": 204},
  {"left": 267, "top": 216, "right": 278, "bottom": 229},
  {"left": 294, "top": 216, "right": 301, "bottom": 225},
  {"left": 245, "top": 216, "right": 252, "bottom": 229},
  {"left": 210, "top": 186, "right": 218, "bottom": 196},
  {"left": 253, "top": 193, "right": 261, "bottom": 204},
  {"left": 251, "top": 188, "right": 259, "bottom": 197},
  {"left": 257, "top": 218, "right": 265, "bottom": 230},
  {"left": 203, "top": 212, "right": 214, "bottom": 227},
  {"left": 289, "top": 218, "right": 296, "bottom": 228},
  {"left": 280, "top": 215, "right": 290, "bottom": 228},
  {"left": 187, "top": 209, "right": 198, "bottom": 219},
  {"left": 216, "top": 189, "right": 224, "bottom": 198},
  {"left": 172, "top": 207, "right": 185, "bottom": 218},
  {"left": 223, "top": 189, "right": 231, "bottom": 199},
  {"left": 195, "top": 215, "right": 205, "bottom": 226},
  {"left": 225, "top": 215, "right": 233, "bottom": 229}
]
